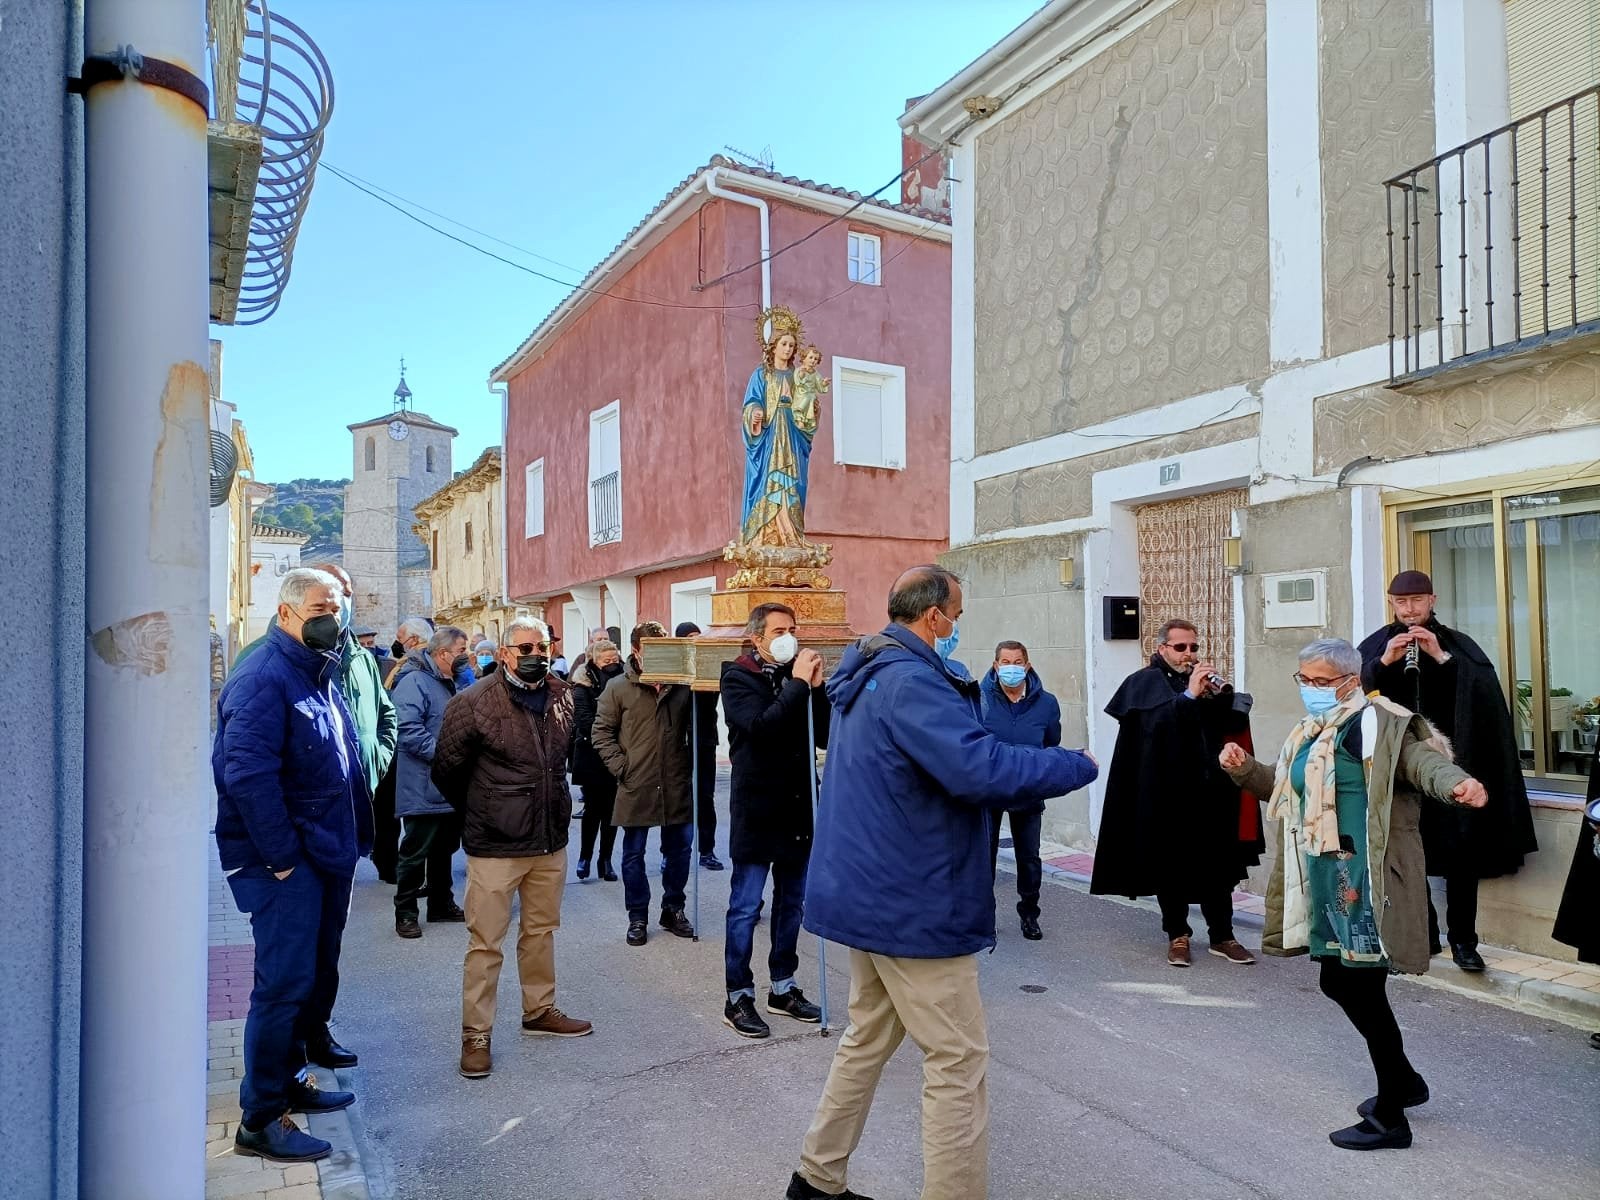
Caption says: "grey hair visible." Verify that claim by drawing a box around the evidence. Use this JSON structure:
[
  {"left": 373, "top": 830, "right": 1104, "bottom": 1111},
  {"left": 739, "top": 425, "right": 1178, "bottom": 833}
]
[
  {"left": 427, "top": 625, "right": 468, "bottom": 655},
  {"left": 396, "top": 616, "right": 432, "bottom": 644},
  {"left": 506, "top": 616, "right": 550, "bottom": 644},
  {"left": 279, "top": 567, "right": 343, "bottom": 609},
  {"left": 1298, "top": 637, "right": 1363, "bottom": 676},
  {"left": 589, "top": 639, "right": 618, "bottom": 657},
  {"left": 475, "top": 638, "right": 497, "bottom": 653}
]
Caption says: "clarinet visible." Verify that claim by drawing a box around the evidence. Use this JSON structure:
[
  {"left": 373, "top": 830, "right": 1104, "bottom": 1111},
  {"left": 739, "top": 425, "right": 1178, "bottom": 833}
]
[{"left": 1404, "top": 639, "right": 1421, "bottom": 674}]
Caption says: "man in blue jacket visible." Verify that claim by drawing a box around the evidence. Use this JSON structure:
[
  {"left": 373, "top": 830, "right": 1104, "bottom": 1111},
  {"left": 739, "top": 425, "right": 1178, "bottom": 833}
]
[
  {"left": 787, "top": 566, "right": 1098, "bottom": 1200},
  {"left": 982, "top": 640, "right": 1064, "bottom": 942},
  {"left": 214, "top": 568, "right": 373, "bottom": 1165}
]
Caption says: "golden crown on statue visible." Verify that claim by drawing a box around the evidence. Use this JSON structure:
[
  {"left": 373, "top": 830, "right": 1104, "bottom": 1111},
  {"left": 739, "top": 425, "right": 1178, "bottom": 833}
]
[{"left": 755, "top": 304, "right": 805, "bottom": 354}]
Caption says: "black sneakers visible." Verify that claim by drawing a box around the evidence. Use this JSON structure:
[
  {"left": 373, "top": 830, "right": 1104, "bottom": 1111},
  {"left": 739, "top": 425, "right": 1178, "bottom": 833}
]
[
  {"left": 785, "top": 1171, "right": 875, "bottom": 1200},
  {"left": 724, "top": 995, "right": 771, "bottom": 1039},
  {"left": 626, "top": 920, "right": 648, "bottom": 947},
  {"left": 767, "top": 988, "right": 822, "bottom": 1023},
  {"left": 660, "top": 908, "right": 695, "bottom": 938}
]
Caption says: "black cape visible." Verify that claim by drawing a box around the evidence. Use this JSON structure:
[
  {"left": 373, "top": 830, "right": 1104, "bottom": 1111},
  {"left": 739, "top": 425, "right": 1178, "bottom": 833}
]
[
  {"left": 1090, "top": 656, "right": 1262, "bottom": 899},
  {"left": 1359, "top": 618, "right": 1537, "bottom": 878},
  {"left": 1551, "top": 750, "right": 1599, "bottom": 964}
]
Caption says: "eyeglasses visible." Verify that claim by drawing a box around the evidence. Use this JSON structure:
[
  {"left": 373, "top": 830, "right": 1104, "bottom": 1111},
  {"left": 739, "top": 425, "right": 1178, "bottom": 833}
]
[
  {"left": 1292, "top": 672, "right": 1353, "bottom": 687},
  {"left": 1164, "top": 643, "right": 1199, "bottom": 653},
  {"left": 510, "top": 642, "right": 551, "bottom": 656}
]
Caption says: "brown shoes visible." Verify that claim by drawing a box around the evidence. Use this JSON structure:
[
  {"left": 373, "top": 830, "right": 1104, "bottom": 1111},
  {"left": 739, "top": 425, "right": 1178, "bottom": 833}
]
[
  {"left": 521, "top": 1007, "right": 594, "bottom": 1038},
  {"left": 1209, "top": 939, "right": 1257, "bottom": 965},
  {"left": 1167, "top": 936, "right": 1191, "bottom": 967},
  {"left": 459, "top": 1033, "right": 492, "bottom": 1079}
]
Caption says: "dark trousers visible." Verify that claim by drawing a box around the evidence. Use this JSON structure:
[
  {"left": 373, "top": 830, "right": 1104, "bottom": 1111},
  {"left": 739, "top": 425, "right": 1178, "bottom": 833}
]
[
  {"left": 371, "top": 765, "right": 400, "bottom": 881},
  {"left": 578, "top": 775, "right": 618, "bottom": 868},
  {"left": 725, "top": 857, "right": 807, "bottom": 998},
  {"left": 695, "top": 738, "right": 718, "bottom": 855},
  {"left": 394, "top": 812, "right": 460, "bottom": 920},
  {"left": 987, "top": 809, "right": 1044, "bottom": 920},
  {"left": 226, "top": 863, "right": 353, "bottom": 1129},
  {"left": 1318, "top": 958, "right": 1422, "bottom": 1126},
  {"left": 621, "top": 822, "right": 693, "bottom": 922},
  {"left": 1426, "top": 874, "right": 1480, "bottom": 949},
  {"left": 1157, "top": 888, "right": 1236, "bottom": 943}
]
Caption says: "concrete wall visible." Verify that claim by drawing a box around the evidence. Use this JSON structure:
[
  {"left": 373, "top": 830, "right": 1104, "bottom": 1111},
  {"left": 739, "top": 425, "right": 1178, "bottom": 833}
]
[
  {"left": 970, "top": 0, "right": 1271, "bottom": 452},
  {"left": 942, "top": 533, "right": 1092, "bottom": 848},
  {"left": 0, "top": 2, "right": 84, "bottom": 1195}
]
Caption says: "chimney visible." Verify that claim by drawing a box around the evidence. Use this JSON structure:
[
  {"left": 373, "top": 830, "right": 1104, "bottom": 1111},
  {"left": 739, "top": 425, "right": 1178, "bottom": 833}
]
[{"left": 901, "top": 96, "right": 950, "bottom": 214}]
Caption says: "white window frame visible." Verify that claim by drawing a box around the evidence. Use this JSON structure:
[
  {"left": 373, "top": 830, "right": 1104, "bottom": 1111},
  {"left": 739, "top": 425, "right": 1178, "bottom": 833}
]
[
  {"left": 524, "top": 458, "right": 545, "bottom": 539},
  {"left": 669, "top": 576, "right": 716, "bottom": 633},
  {"left": 830, "top": 356, "right": 907, "bottom": 470},
  {"left": 846, "top": 231, "right": 882, "bottom": 285},
  {"left": 588, "top": 400, "right": 622, "bottom": 546}
]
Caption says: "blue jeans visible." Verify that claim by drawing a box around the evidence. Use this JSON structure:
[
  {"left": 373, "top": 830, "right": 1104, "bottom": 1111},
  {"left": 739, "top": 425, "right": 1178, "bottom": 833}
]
[
  {"left": 725, "top": 857, "right": 807, "bottom": 1000},
  {"left": 226, "top": 863, "right": 353, "bottom": 1128},
  {"left": 621, "top": 822, "right": 693, "bottom": 922}
]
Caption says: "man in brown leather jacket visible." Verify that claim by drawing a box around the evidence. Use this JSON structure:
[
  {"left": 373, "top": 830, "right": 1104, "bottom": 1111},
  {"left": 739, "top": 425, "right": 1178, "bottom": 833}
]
[{"left": 432, "top": 616, "right": 591, "bottom": 1080}]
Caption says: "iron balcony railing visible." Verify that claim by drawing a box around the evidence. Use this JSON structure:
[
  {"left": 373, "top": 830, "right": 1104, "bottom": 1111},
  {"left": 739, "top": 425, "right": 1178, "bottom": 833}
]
[
  {"left": 590, "top": 471, "right": 621, "bottom": 546},
  {"left": 1385, "top": 83, "right": 1600, "bottom": 381}
]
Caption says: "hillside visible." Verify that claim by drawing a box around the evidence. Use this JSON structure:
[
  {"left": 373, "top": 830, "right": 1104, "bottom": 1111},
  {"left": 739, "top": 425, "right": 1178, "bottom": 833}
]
[{"left": 257, "top": 477, "right": 347, "bottom": 563}]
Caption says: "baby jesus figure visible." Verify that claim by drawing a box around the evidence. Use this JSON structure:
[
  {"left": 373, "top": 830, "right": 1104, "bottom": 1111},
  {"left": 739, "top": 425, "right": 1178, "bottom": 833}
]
[{"left": 791, "top": 344, "right": 828, "bottom": 435}]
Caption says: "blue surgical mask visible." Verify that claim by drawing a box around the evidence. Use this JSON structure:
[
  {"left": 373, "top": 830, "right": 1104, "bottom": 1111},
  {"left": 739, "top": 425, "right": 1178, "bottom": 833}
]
[
  {"left": 1299, "top": 683, "right": 1342, "bottom": 716},
  {"left": 996, "top": 664, "right": 1028, "bottom": 688},
  {"left": 336, "top": 593, "right": 353, "bottom": 632},
  {"left": 933, "top": 610, "right": 959, "bottom": 661},
  {"left": 476, "top": 654, "right": 494, "bottom": 669}
]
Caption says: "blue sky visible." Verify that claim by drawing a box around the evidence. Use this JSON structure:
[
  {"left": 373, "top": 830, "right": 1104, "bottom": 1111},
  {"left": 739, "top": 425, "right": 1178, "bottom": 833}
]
[{"left": 216, "top": 0, "right": 1039, "bottom": 482}]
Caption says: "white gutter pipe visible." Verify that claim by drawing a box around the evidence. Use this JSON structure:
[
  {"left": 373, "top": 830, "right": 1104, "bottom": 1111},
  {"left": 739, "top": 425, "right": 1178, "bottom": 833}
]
[
  {"left": 704, "top": 168, "right": 770, "bottom": 313},
  {"left": 490, "top": 381, "right": 511, "bottom": 613}
]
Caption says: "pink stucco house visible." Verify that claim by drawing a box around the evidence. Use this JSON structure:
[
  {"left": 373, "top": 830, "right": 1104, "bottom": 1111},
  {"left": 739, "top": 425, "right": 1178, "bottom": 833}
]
[{"left": 490, "top": 153, "right": 952, "bottom": 644}]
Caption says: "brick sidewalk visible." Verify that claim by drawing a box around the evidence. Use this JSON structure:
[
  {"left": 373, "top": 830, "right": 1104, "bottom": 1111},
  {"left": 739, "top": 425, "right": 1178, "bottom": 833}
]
[
  {"left": 206, "top": 850, "right": 368, "bottom": 1200},
  {"left": 1000, "top": 837, "right": 1600, "bottom": 1028}
]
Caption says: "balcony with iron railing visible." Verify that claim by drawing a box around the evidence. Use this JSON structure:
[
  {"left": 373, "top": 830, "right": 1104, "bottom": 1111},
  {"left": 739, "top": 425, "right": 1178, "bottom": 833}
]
[
  {"left": 590, "top": 471, "right": 622, "bottom": 546},
  {"left": 1385, "top": 83, "right": 1600, "bottom": 386}
]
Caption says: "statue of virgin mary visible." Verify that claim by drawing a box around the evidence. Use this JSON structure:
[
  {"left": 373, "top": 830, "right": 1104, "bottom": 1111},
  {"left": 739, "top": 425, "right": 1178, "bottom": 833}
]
[{"left": 739, "top": 306, "right": 817, "bottom": 546}]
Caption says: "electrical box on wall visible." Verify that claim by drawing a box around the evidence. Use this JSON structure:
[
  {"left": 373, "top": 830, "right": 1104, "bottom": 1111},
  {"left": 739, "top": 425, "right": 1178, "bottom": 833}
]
[
  {"left": 1263, "top": 570, "right": 1328, "bottom": 629},
  {"left": 1103, "top": 595, "right": 1141, "bottom": 640}
]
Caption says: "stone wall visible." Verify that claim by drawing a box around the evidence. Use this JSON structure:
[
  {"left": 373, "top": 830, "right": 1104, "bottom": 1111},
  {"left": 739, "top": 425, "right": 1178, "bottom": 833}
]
[
  {"left": 971, "top": 0, "right": 1269, "bottom": 452},
  {"left": 942, "top": 533, "right": 1093, "bottom": 847}
]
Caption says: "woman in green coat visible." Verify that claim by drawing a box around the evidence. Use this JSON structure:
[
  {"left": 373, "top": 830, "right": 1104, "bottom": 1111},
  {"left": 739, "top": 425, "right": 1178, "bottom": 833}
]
[{"left": 1219, "top": 638, "right": 1487, "bottom": 1152}]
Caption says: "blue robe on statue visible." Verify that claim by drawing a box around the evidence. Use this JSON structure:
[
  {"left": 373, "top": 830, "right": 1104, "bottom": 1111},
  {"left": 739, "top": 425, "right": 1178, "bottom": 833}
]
[{"left": 740, "top": 365, "right": 814, "bottom": 544}]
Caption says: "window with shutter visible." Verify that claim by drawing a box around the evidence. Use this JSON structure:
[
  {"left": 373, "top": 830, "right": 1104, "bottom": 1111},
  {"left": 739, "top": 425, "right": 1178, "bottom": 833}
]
[
  {"left": 831, "top": 357, "right": 907, "bottom": 469},
  {"left": 524, "top": 459, "right": 545, "bottom": 539}
]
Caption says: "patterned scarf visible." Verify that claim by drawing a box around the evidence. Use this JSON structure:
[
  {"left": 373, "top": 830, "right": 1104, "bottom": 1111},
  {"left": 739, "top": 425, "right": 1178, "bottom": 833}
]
[{"left": 1266, "top": 690, "right": 1370, "bottom": 856}]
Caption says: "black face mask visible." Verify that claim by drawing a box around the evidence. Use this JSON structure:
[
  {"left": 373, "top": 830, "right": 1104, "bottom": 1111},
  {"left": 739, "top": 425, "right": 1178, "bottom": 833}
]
[
  {"left": 451, "top": 653, "right": 471, "bottom": 677},
  {"left": 600, "top": 660, "right": 624, "bottom": 678},
  {"left": 515, "top": 655, "right": 550, "bottom": 685},
  {"left": 300, "top": 614, "right": 340, "bottom": 652}
]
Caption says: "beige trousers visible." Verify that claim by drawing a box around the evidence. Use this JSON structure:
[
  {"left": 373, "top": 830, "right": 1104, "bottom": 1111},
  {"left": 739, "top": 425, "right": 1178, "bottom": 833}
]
[
  {"left": 461, "top": 849, "right": 567, "bottom": 1036},
  {"left": 798, "top": 949, "right": 989, "bottom": 1200}
]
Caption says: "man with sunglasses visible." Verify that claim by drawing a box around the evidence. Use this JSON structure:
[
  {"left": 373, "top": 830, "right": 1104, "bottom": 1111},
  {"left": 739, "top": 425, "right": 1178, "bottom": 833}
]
[
  {"left": 432, "top": 616, "right": 591, "bottom": 1080},
  {"left": 1091, "top": 619, "right": 1263, "bottom": 967}
]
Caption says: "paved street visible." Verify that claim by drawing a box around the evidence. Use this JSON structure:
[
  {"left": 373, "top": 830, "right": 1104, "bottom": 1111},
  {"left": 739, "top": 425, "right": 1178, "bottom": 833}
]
[{"left": 328, "top": 788, "right": 1599, "bottom": 1200}]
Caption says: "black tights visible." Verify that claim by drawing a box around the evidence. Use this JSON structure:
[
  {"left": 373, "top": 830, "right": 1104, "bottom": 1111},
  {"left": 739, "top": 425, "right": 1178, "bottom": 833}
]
[
  {"left": 1317, "top": 959, "right": 1422, "bottom": 1126},
  {"left": 579, "top": 776, "right": 617, "bottom": 869}
]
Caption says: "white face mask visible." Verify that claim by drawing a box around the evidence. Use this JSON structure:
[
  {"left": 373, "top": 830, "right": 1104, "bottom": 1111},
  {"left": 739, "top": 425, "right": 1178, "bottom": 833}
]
[{"left": 767, "top": 632, "right": 798, "bottom": 664}]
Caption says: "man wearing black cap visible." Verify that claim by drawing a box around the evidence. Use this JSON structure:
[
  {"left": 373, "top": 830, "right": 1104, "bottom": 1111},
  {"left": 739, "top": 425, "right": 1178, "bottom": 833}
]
[
  {"left": 675, "top": 621, "right": 725, "bottom": 870},
  {"left": 1359, "top": 570, "right": 1537, "bottom": 971}
]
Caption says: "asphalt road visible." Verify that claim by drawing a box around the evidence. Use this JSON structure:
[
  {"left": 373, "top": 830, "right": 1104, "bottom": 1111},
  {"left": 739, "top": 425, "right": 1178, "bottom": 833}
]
[{"left": 328, "top": 784, "right": 1599, "bottom": 1200}]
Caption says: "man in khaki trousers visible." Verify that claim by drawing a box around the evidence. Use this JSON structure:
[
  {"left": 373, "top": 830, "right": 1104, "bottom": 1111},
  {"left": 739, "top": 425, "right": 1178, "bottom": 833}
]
[
  {"left": 788, "top": 568, "right": 1099, "bottom": 1200},
  {"left": 432, "top": 617, "right": 593, "bottom": 1079}
]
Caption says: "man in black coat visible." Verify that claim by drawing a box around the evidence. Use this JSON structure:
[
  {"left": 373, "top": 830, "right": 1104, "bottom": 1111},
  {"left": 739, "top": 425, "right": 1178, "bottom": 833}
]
[
  {"left": 1552, "top": 749, "right": 1600, "bottom": 1049},
  {"left": 1090, "top": 618, "right": 1262, "bottom": 968},
  {"left": 718, "top": 602, "right": 830, "bottom": 1039},
  {"left": 676, "top": 621, "right": 725, "bottom": 871},
  {"left": 1360, "top": 570, "right": 1537, "bottom": 971}
]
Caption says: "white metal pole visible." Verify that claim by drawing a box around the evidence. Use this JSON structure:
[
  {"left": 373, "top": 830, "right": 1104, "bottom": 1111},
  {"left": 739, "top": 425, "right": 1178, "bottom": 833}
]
[
  {"left": 80, "top": 2, "right": 211, "bottom": 1197},
  {"left": 805, "top": 698, "right": 830, "bottom": 1034}
]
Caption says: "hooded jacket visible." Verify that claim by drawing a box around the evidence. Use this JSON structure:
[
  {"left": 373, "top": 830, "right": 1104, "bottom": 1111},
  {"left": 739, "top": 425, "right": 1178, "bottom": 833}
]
[
  {"left": 979, "top": 667, "right": 1063, "bottom": 751},
  {"left": 590, "top": 655, "right": 692, "bottom": 828},
  {"left": 803, "top": 624, "right": 1099, "bottom": 959},
  {"left": 213, "top": 624, "right": 373, "bottom": 875},
  {"left": 391, "top": 648, "right": 464, "bottom": 818}
]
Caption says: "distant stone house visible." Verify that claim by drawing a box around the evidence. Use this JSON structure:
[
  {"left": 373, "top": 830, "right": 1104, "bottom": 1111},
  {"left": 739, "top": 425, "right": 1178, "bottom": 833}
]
[
  {"left": 413, "top": 446, "right": 527, "bottom": 642},
  {"left": 245, "top": 520, "right": 308, "bottom": 642}
]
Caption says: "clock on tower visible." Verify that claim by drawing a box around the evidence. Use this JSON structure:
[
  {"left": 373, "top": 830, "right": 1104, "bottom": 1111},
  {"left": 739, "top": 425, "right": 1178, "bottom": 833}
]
[{"left": 387, "top": 418, "right": 409, "bottom": 441}]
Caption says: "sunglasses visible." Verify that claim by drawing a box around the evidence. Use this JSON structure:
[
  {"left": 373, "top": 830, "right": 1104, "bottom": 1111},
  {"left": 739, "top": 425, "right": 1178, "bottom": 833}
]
[
  {"left": 509, "top": 643, "right": 550, "bottom": 656},
  {"left": 1165, "top": 642, "right": 1199, "bottom": 653}
]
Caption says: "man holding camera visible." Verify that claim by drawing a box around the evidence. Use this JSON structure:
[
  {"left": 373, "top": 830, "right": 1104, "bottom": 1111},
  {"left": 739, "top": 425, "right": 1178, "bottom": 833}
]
[
  {"left": 1091, "top": 619, "right": 1262, "bottom": 967},
  {"left": 1359, "top": 571, "right": 1536, "bottom": 971}
]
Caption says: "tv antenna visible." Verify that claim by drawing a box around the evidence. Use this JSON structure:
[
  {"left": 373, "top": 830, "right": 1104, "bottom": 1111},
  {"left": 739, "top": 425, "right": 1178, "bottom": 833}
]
[{"left": 722, "top": 143, "right": 774, "bottom": 171}]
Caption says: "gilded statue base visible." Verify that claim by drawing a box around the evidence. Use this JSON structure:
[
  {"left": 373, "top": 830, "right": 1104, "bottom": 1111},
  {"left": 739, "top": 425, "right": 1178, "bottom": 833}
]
[
  {"left": 710, "top": 586, "right": 848, "bottom": 629},
  {"left": 722, "top": 538, "right": 833, "bottom": 590}
]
